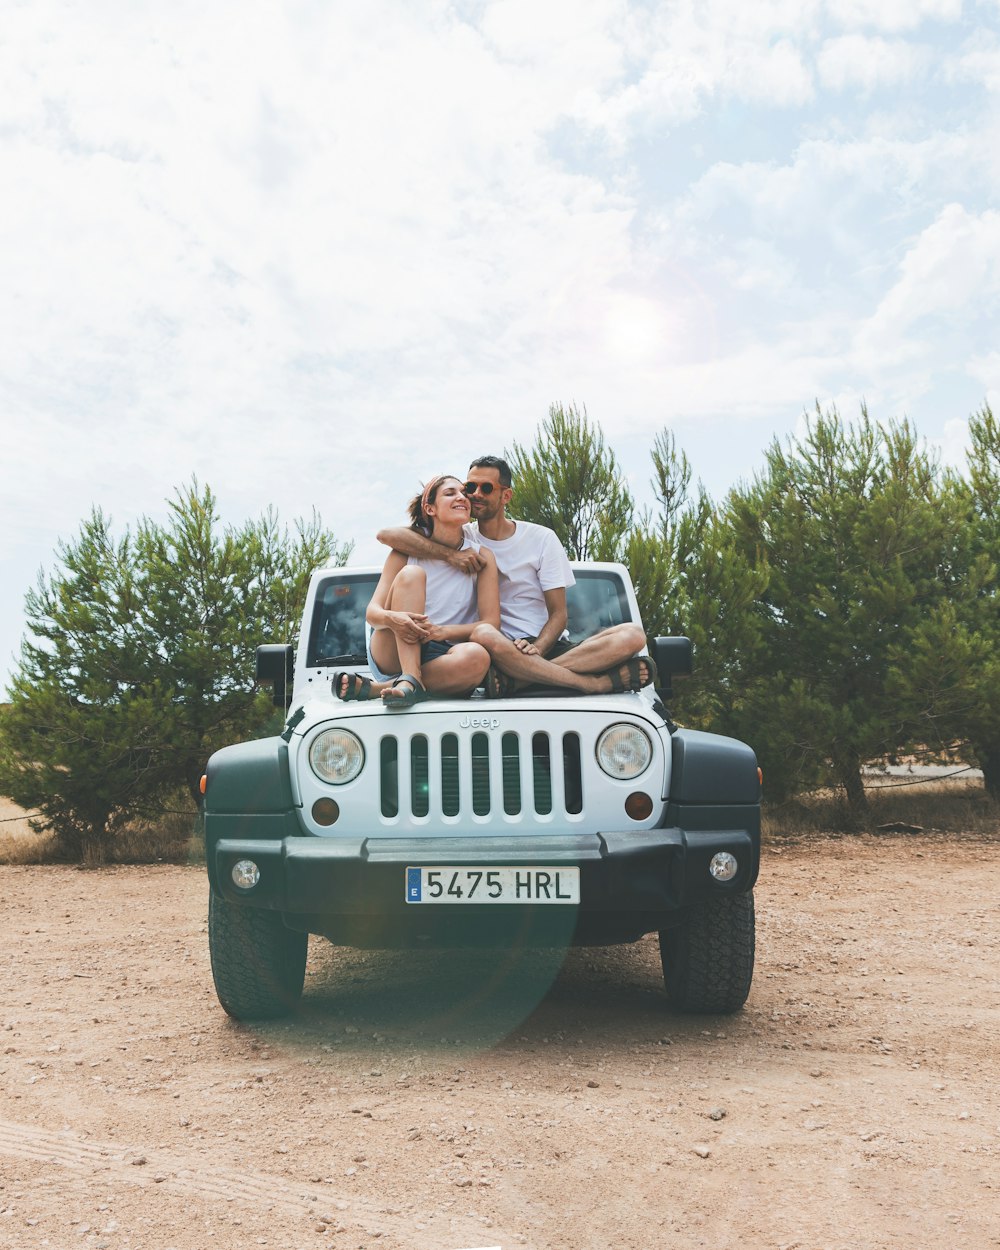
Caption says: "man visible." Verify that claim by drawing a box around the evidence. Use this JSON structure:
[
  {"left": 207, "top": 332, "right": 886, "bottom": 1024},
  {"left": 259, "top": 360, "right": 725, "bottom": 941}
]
[{"left": 375, "top": 455, "right": 652, "bottom": 694}]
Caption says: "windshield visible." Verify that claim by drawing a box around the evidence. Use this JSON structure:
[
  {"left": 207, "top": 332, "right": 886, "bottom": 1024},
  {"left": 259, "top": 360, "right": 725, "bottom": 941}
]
[{"left": 306, "top": 567, "right": 632, "bottom": 665}]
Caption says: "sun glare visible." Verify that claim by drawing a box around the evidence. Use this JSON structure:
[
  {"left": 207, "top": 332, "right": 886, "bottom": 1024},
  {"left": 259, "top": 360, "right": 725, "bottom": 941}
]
[{"left": 603, "top": 294, "right": 675, "bottom": 361}]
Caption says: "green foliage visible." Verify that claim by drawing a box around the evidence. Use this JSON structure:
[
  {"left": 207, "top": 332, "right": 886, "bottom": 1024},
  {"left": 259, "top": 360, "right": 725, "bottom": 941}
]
[
  {"left": 886, "top": 406, "right": 1000, "bottom": 797},
  {"left": 724, "top": 406, "right": 959, "bottom": 814},
  {"left": 626, "top": 429, "right": 767, "bottom": 728},
  {"left": 963, "top": 404, "right": 1000, "bottom": 796},
  {"left": 0, "top": 481, "right": 351, "bottom": 861},
  {"left": 507, "top": 402, "right": 634, "bottom": 560}
]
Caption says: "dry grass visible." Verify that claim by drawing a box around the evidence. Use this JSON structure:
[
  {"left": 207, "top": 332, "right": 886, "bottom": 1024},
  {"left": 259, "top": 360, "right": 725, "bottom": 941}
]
[
  {"left": 763, "top": 775, "right": 999, "bottom": 842},
  {"left": 0, "top": 797, "right": 60, "bottom": 864},
  {"left": 0, "top": 796, "right": 204, "bottom": 866},
  {"left": 110, "top": 808, "right": 205, "bottom": 866}
]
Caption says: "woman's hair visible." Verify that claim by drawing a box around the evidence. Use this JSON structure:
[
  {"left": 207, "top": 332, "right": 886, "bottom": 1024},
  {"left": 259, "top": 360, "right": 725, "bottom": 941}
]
[{"left": 408, "top": 474, "right": 461, "bottom": 532}]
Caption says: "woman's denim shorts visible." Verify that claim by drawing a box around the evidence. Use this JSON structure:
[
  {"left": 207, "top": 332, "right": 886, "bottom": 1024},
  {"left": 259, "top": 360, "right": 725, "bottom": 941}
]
[{"left": 366, "top": 628, "right": 454, "bottom": 682}]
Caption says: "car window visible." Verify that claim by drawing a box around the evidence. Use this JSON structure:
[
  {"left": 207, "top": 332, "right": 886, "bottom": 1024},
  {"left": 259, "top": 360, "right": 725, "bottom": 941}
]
[
  {"left": 565, "top": 572, "right": 631, "bottom": 644},
  {"left": 307, "top": 574, "right": 379, "bottom": 665}
]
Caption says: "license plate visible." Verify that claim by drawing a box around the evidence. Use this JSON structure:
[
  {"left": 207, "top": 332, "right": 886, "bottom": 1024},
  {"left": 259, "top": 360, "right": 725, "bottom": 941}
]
[{"left": 405, "top": 866, "right": 580, "bottom": 905}]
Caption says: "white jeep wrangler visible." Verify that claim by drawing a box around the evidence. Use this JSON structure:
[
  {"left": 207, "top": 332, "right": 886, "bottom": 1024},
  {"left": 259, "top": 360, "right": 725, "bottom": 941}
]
[{"left": 204, "top": 562, "right": 760, "bottom": 1020}]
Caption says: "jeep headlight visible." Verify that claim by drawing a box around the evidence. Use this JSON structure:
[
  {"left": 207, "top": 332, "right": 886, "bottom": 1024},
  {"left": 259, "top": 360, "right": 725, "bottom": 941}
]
[
  {"left": 309, "top": 728, "right": 365, "bottom": 784},
  {"left": 596, "top": 724, "right": 652, "bottom": 780}
]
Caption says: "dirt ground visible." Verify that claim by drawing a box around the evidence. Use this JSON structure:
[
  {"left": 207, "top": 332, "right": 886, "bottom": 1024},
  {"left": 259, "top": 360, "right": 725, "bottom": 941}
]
[{"left": 1, "top": 834, "right": 998, "bottom": 1250}]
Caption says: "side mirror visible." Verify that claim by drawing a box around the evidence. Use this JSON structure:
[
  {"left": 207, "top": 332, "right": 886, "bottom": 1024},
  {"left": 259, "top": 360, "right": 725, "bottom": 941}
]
[
  {"left": 650, "top": 636, "right": 693, "bottom": 700},
  {"left": 256, "top": 644, "right": 294, "bottom": 709}
]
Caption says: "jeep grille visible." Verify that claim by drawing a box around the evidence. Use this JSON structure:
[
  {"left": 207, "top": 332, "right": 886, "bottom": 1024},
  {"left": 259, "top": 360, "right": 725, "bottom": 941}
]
[{"left": 378, "top": 730, "right": 583, "bottom": 821}]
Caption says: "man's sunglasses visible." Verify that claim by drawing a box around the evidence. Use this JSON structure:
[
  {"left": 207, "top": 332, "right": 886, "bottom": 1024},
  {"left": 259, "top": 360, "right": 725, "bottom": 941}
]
[{"left": 463, "top": 481, "right": 497, "bottom": 496}]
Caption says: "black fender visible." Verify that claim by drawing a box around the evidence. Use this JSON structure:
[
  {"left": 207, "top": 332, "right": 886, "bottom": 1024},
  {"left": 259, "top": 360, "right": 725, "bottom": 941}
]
[{"left": 204, "top": 738, "right": 300, "bottom": 895}]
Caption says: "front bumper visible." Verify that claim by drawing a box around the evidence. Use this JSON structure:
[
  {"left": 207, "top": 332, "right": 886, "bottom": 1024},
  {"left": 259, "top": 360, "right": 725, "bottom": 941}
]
[{"left": 208, "top": 823, "right": 758, "bottom": 947}]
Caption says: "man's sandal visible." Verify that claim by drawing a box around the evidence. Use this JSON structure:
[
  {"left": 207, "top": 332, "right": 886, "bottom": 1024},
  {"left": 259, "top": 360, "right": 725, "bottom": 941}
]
[
  {"left": 483, "top": 664, "right": 517, "bottom": 699},
  {"left": 334, "top": 672, "right": 375, "bottom": 701},
  {"left": 382, "top": 674, "right": 428, "bottom": 710},
  {"left": 604, "top": 656, "right": 657, "bottom": 693}
]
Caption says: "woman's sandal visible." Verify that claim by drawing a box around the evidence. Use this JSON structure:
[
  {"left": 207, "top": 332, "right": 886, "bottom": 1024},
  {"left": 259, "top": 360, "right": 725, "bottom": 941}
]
[
  {"left": 333, "top": 671, "right": 376, "bottom": 701},
  {"left": 483, "top": 664, "right": 517, "bottom": 699},
  {"left": 382, "top": 674, "right": 428, "bottom": 710},
  {"left": 604, "top": 656, "right": 658, "bottom": 693}
]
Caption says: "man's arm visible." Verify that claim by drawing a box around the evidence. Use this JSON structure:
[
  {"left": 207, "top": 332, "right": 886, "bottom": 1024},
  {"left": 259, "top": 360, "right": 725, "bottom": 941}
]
[
  {"left": 376, "top": 526, "right": 485, "bottom": 574},
  {"left": 516, "top": 586, "right": 568, "bottom": 657}
]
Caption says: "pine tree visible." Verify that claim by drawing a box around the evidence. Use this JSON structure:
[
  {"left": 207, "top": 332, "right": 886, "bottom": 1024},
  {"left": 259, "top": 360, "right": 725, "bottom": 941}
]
[
  {"left": 0, "top": 481, "right": 351, "bottom": 860},
  {"left": 506, "top": 402, "right": 634, "bottom": 560},
  {"left": 886, "top": 405, "right": 1000, "bottom": 797},
  {"left": 725, "top": 407, "right": 956, "bottom": 816}
]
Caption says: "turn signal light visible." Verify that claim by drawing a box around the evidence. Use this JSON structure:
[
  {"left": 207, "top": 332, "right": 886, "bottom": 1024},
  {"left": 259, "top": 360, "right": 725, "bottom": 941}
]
[
  {"left": 312, "top": 798, "right": 340, "bottom": 826},
  {"left": 625, "top": 792, "right": 654, "bottom": 821},
  {"left": 200, "top": 774, "right": 207, "bottom": 795}
]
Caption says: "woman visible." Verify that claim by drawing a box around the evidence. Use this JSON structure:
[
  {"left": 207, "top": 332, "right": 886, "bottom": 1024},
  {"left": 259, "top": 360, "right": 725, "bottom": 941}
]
[{"left": 335, "top": 475, "right": 499, "bottom": 708}]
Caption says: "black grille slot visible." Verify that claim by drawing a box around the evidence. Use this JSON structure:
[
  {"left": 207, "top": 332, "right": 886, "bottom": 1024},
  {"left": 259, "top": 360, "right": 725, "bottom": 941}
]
[
  {"left": 471, "top": 732, "right": 490, "bottom": 815},
  {"left": 532, "top": 732, "right": 552, "bottom": 814},
  {"left": 563, "top": 732, "right": 582, "bottom": 814},
  {"left": 441, "top": 733, "right": 459, "bottom": 816},
  {"left": 380, "top": 737, "right": 398, "bottom": 818},
  {"left": 411, "top": 735, "right": 429, "bottom": 817},
  {"left": 502, "top": 732, "right": 521, "bottom": 814}
]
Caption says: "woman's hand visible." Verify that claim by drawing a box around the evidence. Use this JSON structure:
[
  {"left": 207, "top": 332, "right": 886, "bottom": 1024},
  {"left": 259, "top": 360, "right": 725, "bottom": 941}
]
[
  {"left": 422, "top": 621, "right": 453, "bottom": 642},
  {"left": 388, "top": 611, "right": 431, "bottom": 643}
]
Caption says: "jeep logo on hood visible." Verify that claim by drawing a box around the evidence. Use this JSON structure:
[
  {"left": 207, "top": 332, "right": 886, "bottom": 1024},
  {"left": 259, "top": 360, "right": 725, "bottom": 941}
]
[{"left": 459, "top": 715, "right": 501, "bottom": 729}]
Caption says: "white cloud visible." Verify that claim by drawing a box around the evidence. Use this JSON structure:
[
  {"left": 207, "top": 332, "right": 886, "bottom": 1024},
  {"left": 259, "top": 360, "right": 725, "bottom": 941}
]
[
  {"left": 716, "top": 240, "right": 799, "bottom": 294},
  {"left": 966, "top": 350, "right": 1000, "bottom": 404},
  {"left": 827, "top": 0, "right": 962, "bottom": 34},
  {"left": 687, "top": 128, "right": 980, "bottom": 218},
  {"left": 948, "top": 31, "right": 1000, "bottom": 93},
  {"left": 817, "top": 35, "right": 931, "bottom": 92},
  {"left": 931, "top": 415, "right": 972, "bottom": 472},
  {"left": 575, "top": 4, "right": 819, "bottom": 141},
  {"left": 866, "top": 204, "right": 1000, "bottom": 340}
]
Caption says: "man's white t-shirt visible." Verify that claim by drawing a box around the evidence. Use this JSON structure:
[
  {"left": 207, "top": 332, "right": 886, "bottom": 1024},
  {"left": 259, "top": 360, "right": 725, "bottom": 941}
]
[{"left": 464, "top": 520, "right": 574, "bottom": 639}]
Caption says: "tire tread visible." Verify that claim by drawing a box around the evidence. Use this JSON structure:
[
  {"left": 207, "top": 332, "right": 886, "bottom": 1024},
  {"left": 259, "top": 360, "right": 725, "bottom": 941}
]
[
  {"left": 208, "top": 892, "right": 307, "bottom": 1020},
  {"left": 659, "top": 892, "right": 755, "bottom": 1014}
]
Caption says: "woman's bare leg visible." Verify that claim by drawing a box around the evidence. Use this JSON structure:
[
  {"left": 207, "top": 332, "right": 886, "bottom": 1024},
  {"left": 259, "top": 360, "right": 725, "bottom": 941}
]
[
  {"left": 370, "top": 566, "right": 428, "bottom": 700},
  {"left": 420, "top": 643, "right": 491, "bottom": 696}
]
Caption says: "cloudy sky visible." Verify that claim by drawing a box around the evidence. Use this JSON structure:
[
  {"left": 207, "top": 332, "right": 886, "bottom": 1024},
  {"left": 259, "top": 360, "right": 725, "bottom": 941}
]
[{"left": 2, "top": 0, "right": 998, "bottom": 691}]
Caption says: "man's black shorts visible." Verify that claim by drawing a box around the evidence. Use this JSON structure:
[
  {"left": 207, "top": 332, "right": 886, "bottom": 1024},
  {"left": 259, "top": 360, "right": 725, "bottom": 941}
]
[{"left": 516, "top": 635, "right": 576, "bottom": 660}]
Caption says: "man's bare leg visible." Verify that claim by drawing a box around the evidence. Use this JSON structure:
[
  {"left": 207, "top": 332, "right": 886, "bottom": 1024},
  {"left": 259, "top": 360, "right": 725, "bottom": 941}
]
[
  {"left": 544, "top": 624, "right": 646, "bottom": 676},
  {"left": 470, "top": 625, "right": 651, "bottom": 694}
]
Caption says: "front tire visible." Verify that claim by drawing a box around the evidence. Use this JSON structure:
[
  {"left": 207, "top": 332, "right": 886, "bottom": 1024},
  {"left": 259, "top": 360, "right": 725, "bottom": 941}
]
[
  {"left": 659, "top": 892, "right": 755, "bottom": 1013},
  {"left": 208, "top": 892, "right": 308, "bottom": 1020}
]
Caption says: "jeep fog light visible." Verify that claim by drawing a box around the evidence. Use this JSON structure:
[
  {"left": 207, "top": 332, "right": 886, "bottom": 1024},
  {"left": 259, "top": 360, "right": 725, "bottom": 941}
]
[
  {"left": 709, "top": 852, "right": 738, "bottom": 882},
  {"left": 310, "top": 728, "right": 365, "bottom": 784},
  {"left": 596, "top": 724, "right": 652, "bottom": 779},
  {"left": 231, "top": 859, "right": 260, "bottom": 890}
]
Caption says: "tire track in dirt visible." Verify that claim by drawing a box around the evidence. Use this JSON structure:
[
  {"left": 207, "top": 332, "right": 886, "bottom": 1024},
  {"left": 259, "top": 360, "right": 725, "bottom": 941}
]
[{"left": 0, "top": 1117, "right": 363, "bottom": 1221}]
